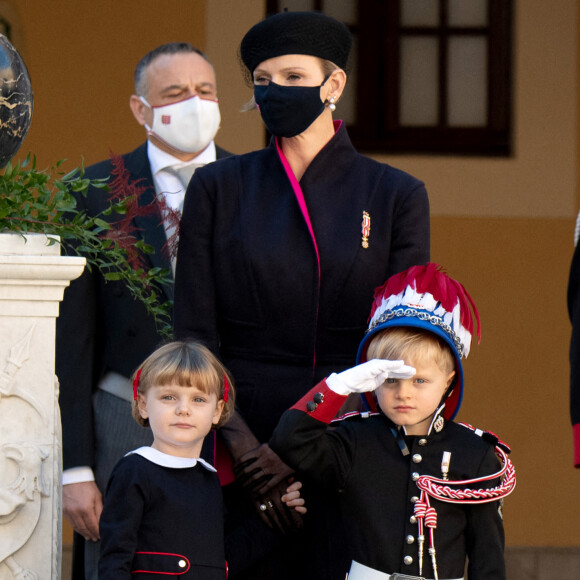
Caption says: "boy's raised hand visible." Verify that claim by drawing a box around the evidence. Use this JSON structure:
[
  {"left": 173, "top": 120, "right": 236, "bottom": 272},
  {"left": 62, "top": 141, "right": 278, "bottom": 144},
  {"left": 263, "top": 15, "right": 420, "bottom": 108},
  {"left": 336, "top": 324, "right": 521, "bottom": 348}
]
[{"left": 326, "top": 359, "right": 415, "bottom": 395}]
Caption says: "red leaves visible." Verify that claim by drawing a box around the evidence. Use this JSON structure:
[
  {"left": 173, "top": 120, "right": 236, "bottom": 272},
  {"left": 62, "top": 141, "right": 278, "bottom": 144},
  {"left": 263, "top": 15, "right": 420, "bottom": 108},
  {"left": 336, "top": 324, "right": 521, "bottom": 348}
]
[{"left": 102, "top": 155, "right": 160, "bottom": 272}]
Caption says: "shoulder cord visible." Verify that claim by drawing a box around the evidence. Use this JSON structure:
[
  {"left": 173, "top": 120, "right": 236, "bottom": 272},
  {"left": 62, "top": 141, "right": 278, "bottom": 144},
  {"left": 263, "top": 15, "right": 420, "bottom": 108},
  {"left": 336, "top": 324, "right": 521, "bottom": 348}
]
[{"left": 412, "top": 422, "right": 516, "bottom": 579}]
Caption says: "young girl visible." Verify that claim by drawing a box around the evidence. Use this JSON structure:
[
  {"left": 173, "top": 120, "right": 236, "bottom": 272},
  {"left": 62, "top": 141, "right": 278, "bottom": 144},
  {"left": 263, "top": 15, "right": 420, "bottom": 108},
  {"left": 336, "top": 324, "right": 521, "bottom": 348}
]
[{"left": 98, "top": 341, "right": 305, "bottom": 579}]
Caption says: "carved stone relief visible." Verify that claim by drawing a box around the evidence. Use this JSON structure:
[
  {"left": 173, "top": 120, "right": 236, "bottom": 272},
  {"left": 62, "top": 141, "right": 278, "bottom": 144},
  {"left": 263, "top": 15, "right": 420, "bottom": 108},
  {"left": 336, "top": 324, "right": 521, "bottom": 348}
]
[
  {"left": 0, "top": 233, "right": 85, "bottom": 579},
  {"left": 0, "top": 324, "right": 48, "bottom": 580}
]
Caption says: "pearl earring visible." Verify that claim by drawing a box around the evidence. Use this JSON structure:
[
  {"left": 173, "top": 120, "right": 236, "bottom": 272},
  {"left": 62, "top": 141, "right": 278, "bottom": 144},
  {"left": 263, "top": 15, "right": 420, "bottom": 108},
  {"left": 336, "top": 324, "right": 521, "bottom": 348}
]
[{"left": 329, "top": 96, "right": 336, "bottom": 112}]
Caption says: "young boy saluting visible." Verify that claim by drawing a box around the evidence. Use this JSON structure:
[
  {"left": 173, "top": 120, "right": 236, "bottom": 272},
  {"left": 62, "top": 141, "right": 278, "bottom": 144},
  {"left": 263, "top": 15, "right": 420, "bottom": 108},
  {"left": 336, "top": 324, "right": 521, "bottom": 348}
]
[{"left": 270, "top": 263, "right": 515, "bottom": 580}]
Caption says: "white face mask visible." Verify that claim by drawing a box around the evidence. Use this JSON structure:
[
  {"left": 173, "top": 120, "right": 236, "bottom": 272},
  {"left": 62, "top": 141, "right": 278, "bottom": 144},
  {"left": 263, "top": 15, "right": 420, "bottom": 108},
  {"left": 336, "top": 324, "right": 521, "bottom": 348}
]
[{"left": 141, "top": 95, "right": 221, "bottom": 154}]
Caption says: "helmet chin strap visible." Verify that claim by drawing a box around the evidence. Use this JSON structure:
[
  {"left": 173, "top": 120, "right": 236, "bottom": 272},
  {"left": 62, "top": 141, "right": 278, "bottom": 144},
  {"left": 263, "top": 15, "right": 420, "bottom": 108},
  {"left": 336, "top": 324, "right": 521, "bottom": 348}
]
[
  {"left": 439, "top": 385, "right": 455, "bottom": 409},
  {"left": 436, "top": 372, "right": 458, "bottom": 413}
]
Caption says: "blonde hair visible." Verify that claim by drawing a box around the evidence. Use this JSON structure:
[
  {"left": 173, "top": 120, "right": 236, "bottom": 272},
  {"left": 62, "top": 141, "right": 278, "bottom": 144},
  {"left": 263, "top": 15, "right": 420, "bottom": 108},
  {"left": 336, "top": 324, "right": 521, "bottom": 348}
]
[
  {"left": 366, "top": 327, "right": 455, "bottom": 376},
  {"left": 131, "top": 341, "right": 235, "bottom": 428}
]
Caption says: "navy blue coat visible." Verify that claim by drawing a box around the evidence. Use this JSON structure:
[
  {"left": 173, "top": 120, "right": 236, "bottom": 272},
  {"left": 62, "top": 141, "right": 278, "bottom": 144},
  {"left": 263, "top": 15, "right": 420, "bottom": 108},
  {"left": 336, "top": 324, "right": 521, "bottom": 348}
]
[
  {"left": 98, "top": 453, "right": 226, "bottom": 579},
  {"left": 174, "top": 124, "right": 430, "bottom": 441}
]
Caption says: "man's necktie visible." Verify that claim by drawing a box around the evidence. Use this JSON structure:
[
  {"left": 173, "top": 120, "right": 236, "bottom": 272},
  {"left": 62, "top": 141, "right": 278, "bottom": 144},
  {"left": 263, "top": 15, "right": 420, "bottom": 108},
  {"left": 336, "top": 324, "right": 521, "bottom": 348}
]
[
  {"left": 161, "top": 164, "right": 201, "bottom": 273},
  {"left": 169, "top": 163, "right": 200, "bottom": 192}
]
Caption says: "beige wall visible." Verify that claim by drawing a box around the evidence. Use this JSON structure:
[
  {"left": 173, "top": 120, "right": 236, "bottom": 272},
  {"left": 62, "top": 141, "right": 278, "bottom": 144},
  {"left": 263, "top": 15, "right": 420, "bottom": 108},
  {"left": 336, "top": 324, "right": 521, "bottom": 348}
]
[
  {"left": 431, "top": 217, "right": 576, "bottom": 546},
  {"left": 205, "top": 0, "right": 265, "bottom": 154},
  {"left": 7, "top": 0, "right": 580, "bottom": 549},
  {"left": 12, "top": 0, "right": 208, "bottom": 167}
]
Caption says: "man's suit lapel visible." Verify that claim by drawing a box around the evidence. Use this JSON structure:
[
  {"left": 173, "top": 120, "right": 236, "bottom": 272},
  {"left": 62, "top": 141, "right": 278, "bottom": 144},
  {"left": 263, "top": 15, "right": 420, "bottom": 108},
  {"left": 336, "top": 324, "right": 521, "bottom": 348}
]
[{"left": 123, "top": 143, "right": 174, "bottom": 302}]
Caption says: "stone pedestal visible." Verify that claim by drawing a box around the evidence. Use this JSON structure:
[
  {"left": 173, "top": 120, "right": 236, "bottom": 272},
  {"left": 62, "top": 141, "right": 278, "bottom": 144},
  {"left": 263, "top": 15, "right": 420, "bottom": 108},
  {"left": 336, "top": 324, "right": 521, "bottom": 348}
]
[{"left": 0, "top": 233, "right": 85, "bottom": 579}]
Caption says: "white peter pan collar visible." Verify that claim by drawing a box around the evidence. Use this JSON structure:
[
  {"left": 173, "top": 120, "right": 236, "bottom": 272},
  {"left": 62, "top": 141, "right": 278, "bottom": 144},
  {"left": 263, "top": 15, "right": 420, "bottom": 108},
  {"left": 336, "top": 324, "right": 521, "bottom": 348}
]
[{"left": 127, "top": 446, "right": 217, "bottom": 472}]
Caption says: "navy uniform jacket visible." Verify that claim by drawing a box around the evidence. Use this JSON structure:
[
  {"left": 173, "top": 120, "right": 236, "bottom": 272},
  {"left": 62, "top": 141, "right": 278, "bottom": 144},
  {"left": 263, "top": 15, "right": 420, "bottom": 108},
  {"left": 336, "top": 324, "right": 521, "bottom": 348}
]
[
  {"left": 56, "top": 142, "right": 231, "bottom": 470},
  {"left": 98, "top": 452, "right": 226, "bottom": 579},
  {"left": 270, "top": 381, "right": 506, "bottom": 580},
  {"left": 174, "top": 124, "right": 430, "bottom": 441}
]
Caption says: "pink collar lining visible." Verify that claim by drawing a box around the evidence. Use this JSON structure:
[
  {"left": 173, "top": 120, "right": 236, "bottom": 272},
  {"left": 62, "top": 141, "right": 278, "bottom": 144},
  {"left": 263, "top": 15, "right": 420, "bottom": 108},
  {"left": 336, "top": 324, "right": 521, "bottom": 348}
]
[
  {"left": 274, "top": 121, "right": 342, "bottom": 280},
  {"left": 275, "top": 139, "right": 320, "bottom": 279}
]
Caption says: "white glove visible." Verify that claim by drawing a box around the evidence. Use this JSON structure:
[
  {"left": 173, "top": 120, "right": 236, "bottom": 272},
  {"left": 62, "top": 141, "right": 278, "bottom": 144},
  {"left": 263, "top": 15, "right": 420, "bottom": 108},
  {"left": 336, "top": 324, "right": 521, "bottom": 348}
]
[{"left": 326, "top": 359, "right": 416, "bottom": 396}]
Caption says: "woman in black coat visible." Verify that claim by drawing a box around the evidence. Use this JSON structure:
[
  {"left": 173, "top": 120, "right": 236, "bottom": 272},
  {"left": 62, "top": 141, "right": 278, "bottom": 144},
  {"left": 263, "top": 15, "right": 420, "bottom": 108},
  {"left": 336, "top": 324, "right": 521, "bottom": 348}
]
[{"left": 174, "top": 11, "right": 430, "bottom": 579}]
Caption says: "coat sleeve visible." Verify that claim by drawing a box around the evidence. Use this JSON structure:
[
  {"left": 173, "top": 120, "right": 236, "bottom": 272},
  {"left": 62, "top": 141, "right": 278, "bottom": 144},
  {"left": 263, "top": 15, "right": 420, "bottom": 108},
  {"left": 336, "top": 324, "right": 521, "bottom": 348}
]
[
  {"left": 464, "top": 446, "right": 506, "bottom": 580},
  {"left": 387, "top": 179, "right": 430, "bottom": 278},
  {"left": 174, "top": 170, "right": 220, "bottom": 354},
  {"left": 269, "top": 380, "right": 355, "bottom": 488},
  {"left": 568, "top": 237, "right": 580, "bottom": 467},
  {"left": 98, "top": 460, "right": 145, "bottom": 579},
  {"left": 56, "top": 188, "right": 101, "bottom": 471}
]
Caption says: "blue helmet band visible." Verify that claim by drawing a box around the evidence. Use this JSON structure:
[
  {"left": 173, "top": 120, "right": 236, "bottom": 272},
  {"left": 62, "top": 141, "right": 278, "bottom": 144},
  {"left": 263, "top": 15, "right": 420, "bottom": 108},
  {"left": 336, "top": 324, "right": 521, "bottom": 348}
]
[{"left": 367, "top": 306, "right": 465, "bottom": 358}]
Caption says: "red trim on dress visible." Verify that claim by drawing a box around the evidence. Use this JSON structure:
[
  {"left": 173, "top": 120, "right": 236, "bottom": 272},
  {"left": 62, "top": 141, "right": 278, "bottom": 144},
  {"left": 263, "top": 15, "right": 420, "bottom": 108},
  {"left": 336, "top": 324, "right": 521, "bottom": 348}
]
[{"left": 132, "top": 551, "right": 190, "bottom": 575}]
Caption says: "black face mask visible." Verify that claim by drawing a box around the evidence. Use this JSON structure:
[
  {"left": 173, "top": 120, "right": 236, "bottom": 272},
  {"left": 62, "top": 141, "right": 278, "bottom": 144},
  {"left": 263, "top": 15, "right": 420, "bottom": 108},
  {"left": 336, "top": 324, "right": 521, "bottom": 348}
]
[{"left": 254, "top": 78, "right": 328, "bottom": 138}]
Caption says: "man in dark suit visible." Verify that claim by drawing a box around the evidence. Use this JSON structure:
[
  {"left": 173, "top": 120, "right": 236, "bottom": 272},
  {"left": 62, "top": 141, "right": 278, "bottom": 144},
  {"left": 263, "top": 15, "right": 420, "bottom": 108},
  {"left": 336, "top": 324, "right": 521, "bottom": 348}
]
[{"left": 56, "top": 42, "right": 231, "bottom": 580}]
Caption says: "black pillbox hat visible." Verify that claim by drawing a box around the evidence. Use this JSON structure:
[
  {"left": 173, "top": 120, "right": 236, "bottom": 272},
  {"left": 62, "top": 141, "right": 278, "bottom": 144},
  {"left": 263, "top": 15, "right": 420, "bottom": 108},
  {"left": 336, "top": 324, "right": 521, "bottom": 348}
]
[{"left": 240, "top": 11, "right": 352, "bottom": 74}]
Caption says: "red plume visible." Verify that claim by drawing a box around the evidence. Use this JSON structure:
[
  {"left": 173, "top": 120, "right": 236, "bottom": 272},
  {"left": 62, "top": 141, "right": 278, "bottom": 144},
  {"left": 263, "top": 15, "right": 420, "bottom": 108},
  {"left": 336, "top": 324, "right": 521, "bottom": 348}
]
[{"left": 369, "top": 263, "right": 481, "bottom": 343}]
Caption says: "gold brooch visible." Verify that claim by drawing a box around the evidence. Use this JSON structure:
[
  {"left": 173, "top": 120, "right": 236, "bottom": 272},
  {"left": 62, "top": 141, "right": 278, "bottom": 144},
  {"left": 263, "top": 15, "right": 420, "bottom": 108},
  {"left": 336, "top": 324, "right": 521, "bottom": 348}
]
[{"left": 361, "top": 211, "right": 371, "bottom": 248}]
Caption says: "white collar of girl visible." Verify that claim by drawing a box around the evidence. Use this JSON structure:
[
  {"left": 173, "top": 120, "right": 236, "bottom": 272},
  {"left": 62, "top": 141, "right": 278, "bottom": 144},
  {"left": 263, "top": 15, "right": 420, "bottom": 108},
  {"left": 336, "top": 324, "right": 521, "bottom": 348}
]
[{"left": 127, "top": 446, "right": 217, "bottom": 472}]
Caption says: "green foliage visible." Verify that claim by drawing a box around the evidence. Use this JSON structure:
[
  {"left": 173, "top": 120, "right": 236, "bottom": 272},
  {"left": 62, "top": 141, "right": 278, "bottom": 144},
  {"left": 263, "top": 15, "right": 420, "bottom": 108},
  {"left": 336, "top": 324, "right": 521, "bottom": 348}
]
[{"left": 0, "top": 155, "right": 173, "bottom": 336}]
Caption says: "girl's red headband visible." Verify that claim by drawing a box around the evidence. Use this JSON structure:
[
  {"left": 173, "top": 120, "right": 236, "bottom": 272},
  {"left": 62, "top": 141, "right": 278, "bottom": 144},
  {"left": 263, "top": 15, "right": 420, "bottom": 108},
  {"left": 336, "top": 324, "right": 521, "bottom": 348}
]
[
  {"left": 133, "top": 368, "right": 142, "bottom": 401},
  {"left": 223, "top": 375, "right": 229, "bottom": 402}
]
